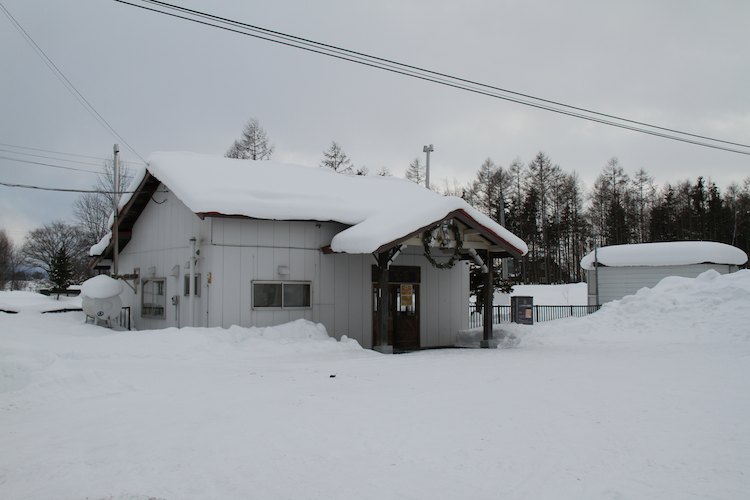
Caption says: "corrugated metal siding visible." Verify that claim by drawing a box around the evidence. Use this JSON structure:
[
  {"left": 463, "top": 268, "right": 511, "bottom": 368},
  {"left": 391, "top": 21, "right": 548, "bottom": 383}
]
[
  {"left": 116, "top": 195, "right": 470, "bottom": 349},
  {"left": 590, "top": 263, "right": 735, "bottom": 304},
  {"left": 116, "top": 187, "right": 210, "bottom": 330}
]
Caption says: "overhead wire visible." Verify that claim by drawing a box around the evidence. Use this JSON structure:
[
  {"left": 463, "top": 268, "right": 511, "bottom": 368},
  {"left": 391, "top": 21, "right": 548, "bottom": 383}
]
[
  {"left": 115, "top": 0, "right": 750, "bottom": 156},
  {"left": 0, "top": 142, "right": 143, "bottom": 165},
  {"left": 0, "top": 181, "right": 143, "bottom": 194},
  {"left": 139, "top": 0, "right": 750, "bottom": 149},
  {"left": 0, "top": 149, "right": 108, "bottom": 169},
  {"left": 0, "top": 1, "right": 147, "bottom": 164},
  {"left": 0, "top": 155, "right": 103, "bottom": 175}
]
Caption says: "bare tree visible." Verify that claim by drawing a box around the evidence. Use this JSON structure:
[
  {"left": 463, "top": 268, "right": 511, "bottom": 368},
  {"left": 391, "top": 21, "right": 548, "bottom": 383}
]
[
  {"left": 74, "top": 160, "right": 133, "bottom": 248},
  {"left": 22, "top": 221, "right": 89, "bottom": 285},
  {"left": 405, "top": 157, "right": 426, "bottom": 185},
  {"left": 226, "top": 118, "right": 274, "bottom": 160},
  {"left": 438, "top": 177, "right": 467, "bottom": 198},
  {"left": 320, "top": 141, "right": 353, "bottom": 173}
]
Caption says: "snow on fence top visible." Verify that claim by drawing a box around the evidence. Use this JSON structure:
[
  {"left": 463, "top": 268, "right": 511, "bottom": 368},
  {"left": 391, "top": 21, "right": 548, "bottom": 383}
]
[
  {"left": 91, "top": 151, "right": 527, "bottom": 256},
  {"left": 580, "top": 241, "right": 748, "bottom": 270}
]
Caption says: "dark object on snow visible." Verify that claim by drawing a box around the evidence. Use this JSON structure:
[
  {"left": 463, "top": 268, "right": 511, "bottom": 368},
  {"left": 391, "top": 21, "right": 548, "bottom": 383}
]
[
  {"left": 511, "top": 296, "right": 534, "bottom": 325},
  {"left": 329, "top": 374, "right": 336, "bottom": 378}
]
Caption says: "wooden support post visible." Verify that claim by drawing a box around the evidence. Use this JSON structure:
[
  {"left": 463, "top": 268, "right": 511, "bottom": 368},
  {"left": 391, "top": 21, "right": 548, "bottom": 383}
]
[
  {"left": 375, "top": 251, "right": 393, "bottom": 354},
  {"left": 481, "top": 251, "right": 494, "bottom": 348}
]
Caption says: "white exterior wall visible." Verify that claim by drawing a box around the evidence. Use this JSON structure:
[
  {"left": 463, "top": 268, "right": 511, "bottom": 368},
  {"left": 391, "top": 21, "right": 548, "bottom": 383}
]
[
  {"left": 587, "top": 263, "right": 739, "bottom": 305},
  {"left": 115, "top": 189, "right": 471, "bottom": 349},
  {"left": 116, "top": 187, "right": 210, "bottom": 330}
]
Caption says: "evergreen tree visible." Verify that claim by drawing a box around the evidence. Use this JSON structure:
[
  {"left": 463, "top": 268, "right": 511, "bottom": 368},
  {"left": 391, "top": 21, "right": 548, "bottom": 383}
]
[
  {"left": 527, "top": 152, "right": 559, "bottom": 282},
  {"left": 405, "top": 158, "right": 426, "bottom": 185},
  {"left": 320, "top": 141, "right": 352, "bottom": 173},
  {"left": 49, "top": 247, "right": 73, "bottom": 290},
  {"left": 226, "top": 118, "right": 274, "bottom": 160}
]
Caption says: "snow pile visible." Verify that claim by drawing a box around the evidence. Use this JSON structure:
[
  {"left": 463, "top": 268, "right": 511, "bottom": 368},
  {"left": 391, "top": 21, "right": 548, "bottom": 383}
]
[
  {"left": 0, "top": 290, "right": 81, "bottom": 313},
  {"left": 81, "top": 275, "right": 123, "bottom": 299},
  {"left": 511, "top": 269, "right": 750, "bottom": 345},
  {"left": 91, "top": 152, "right": 527, "bottom": 256},
  {"left": 580, "top": 240, "right": 748, "bottom": 269}
]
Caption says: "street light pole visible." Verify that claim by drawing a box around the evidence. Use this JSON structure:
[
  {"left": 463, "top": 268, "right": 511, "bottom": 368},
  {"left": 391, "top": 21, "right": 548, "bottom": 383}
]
[{"left": 422, "top": 144, "right": 434, "bottom": 190}]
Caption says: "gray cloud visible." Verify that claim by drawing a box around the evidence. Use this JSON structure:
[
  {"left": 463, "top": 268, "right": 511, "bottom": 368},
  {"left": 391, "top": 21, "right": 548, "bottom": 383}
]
[{"left": 1, "top": 0, "right": 748, "bottom": 243}]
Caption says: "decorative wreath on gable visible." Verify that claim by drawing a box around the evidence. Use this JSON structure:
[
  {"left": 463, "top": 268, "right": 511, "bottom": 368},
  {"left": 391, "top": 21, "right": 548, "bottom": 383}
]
[{"left": 422, "top": 221, "right": 463, "bottom": 269}]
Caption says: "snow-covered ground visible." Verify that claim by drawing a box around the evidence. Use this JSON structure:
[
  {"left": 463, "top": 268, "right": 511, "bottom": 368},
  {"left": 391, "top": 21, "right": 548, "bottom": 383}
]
[
  {"left": 1, "top": 270, "right": 749, "bottom": 499},
  {"left": 495, "top": 282, "right": 588, "bottom": 305}
]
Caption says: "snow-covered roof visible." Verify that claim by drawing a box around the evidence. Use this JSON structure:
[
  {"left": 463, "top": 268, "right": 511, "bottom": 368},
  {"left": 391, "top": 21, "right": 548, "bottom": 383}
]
[
  {"left": 580, "top": 241, "right": 748, "bottom": 270},
  {"left": 81, "top": 275, "right": 124, "bottom": 299},
  {"left": 91, "top": 152, "right": 527, "bottom": 257}
]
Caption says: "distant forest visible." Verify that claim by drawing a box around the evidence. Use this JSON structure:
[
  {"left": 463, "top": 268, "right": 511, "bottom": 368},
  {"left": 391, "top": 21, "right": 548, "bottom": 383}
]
[{"left": 445, "top": 152, "right": 750, "bottom": 284}]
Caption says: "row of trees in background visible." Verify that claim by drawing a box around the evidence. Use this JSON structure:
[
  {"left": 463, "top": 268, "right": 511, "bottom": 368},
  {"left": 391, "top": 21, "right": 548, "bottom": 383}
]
[
  {"left": 444, "top": 152, "right": 750, "bottom": 284},
  {"left": 222, "top": 118, "right": 749, "bottom": 285},
  {"left": 3, "top": 116, "right": 748, "bottom": 290}
]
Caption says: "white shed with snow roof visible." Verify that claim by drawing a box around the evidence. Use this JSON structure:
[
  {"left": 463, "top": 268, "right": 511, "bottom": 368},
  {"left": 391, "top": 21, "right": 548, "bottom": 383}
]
[
  {"left": 91, "top": 152, "right": 527, "bottom": 352},
  {"left": 580, "top": 241, "right": 747, "bottom": 305}
]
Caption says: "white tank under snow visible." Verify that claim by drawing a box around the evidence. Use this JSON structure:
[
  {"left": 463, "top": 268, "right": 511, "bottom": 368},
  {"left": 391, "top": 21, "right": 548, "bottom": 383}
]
[{"left": 81, "top": 275, "right": 123, "bottom": 324}]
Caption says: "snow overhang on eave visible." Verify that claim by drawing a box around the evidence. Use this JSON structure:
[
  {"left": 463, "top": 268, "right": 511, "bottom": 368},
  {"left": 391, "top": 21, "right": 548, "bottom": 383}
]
[
  {"left": 323, "top": 209, "right": 527, "bottom": 258},
  {"left": 92, "top": 172, "right": 161, "bottom": 263}
]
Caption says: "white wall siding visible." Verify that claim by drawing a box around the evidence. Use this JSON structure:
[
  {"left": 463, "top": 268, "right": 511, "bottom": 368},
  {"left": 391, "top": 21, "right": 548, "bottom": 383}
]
[
  {"left": 115, "top": 204, "right": 470, "bottom": 350},
  {"left": 116, "top": 186, "right": 210, "bottom": 330},
  {"left": 588, "top": 263, "right": 737, "bottom": 304}
]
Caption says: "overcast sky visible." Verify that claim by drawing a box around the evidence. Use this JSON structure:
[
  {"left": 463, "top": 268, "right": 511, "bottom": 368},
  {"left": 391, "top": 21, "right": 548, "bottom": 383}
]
[{"left": 1, "top": 0, "right": 748, "bottom": 244}]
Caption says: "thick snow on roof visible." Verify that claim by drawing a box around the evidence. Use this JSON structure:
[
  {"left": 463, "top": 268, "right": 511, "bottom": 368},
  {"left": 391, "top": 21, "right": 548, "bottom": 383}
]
[
  {"left": 580, "top": 241, "right": 748, "bottom": 270},
  {"left": 81, "top": 275, "right": 123, "bottom": 299},
  {"left": 92, "top": 151, "right": 527, "bottom": 256}
]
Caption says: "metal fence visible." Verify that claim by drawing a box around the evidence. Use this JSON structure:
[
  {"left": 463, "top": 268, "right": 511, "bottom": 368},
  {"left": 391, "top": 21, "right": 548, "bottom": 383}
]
[{"left": 468, "top": 304, "right": 600, "bottom": 328}]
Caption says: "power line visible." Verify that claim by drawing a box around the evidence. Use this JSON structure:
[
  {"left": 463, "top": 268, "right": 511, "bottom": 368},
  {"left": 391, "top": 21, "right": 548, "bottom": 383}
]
[
  {"left": 0, "top": 2, "right": 147, "bottom": 164},
  {"left": 0, "top": 181, "right": 133, "bottom": 193},
  {"left": 0, "top": 142, "right": 142, "bottom": 165},
  {"left": 115, "top": 0, "right": 750, "bottom": 156},
  {"left": 0, "top": 180, "right": 156, "bottom": 194},
  {"left": 0, "top": 155, "right": 102, "bottom": 174},
  {"left": 0, "top": 149, "right": 106, "bottom": 169}
]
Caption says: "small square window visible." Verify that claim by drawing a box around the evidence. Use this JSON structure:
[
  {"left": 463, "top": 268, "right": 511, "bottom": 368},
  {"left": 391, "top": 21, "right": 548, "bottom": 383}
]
[
  {"left": 184, "top": 274, "right": 201, "bottom": 297},
  {"left": 284, "top": 283, "right": 311, "bottom": 308},
  {"left": 253, "top": 283, "right": 282, "bottom": 308},
  {"left": 142, "top": 278, "right": 166, "bottom": 319}
]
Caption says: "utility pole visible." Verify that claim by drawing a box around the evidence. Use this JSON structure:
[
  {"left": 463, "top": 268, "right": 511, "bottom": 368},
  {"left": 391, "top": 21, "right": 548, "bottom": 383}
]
[
  {"left": 113, "top": 144, "right": 120, "bottom": 277},
  {"left": 422, "top": 144, "right": 434, "bottom": 190}
]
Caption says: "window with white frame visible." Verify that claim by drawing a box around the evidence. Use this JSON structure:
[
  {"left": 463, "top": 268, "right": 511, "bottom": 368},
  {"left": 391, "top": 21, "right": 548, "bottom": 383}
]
[
  {"left": 253, "top": 281, "right": 311, "bottom": 309},
  {"left": 142, "top": 278, "right": 166, "bottom": 318},
  {"left": 183, "top": 274, "right": 201, "bottom": 297}
]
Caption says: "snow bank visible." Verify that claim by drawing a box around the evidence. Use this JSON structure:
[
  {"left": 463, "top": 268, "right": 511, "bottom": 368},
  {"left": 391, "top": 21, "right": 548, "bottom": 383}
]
[
  {"left": 511, "top": 269, "right": 750, "bottom": 345},
  {"left": 0, "top": 291, "right": 82, "bottom": 313},
  {"left": 580, "top": 240, "right": 748, "bottom": 270}
]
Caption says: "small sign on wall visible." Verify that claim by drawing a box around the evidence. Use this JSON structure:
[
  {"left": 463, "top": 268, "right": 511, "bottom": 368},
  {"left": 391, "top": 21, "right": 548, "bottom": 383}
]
[{"left": 400, "top": 284, "right": 413, "bottom": 307}]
